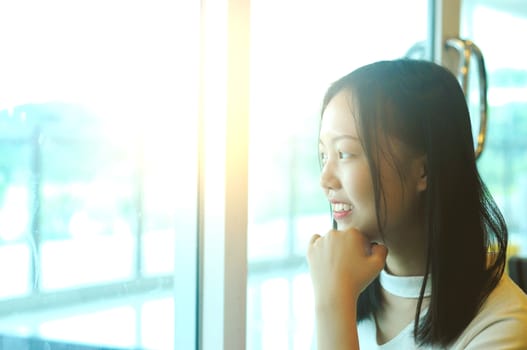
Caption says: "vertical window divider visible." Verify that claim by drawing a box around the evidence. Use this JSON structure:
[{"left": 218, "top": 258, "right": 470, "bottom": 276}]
[
  {"left": 198, "top": 0, "right": 250, "bottom": 349},
  {"left": 30, "top": 125, "right": 42, "bottom": 293},
  {"left": 223, "top": 0, "right": 250, "bottom": 347},
  {"left": 172, "top": 1, "right": 201, "bottom": 349},
  {"left": 433, "top": 0, "right": 461, "bottom": 65},
  {"left": 134, "top": 133, "right": 144, "bottom": 278}
]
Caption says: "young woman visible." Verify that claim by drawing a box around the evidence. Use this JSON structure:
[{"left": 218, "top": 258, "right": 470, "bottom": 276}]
[{"left": 307, "top": 59, "right": 527, "bottom": 349}]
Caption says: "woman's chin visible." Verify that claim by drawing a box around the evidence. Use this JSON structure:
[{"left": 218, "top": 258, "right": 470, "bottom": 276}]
[{"left": 337, "top": 223, "right": 381, "bottom": 242}]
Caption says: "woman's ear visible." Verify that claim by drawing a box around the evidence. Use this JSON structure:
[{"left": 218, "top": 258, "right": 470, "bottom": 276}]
[{"left": 417, "top": 156, "right": 427, "bottom": 192}]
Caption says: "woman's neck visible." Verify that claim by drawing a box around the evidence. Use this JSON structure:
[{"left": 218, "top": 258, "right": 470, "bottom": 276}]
[
  {"left": 384, "top": 227, "right": 428, "bottom": 276},
  {"left": 385, "top": 251, "right": 427, "bottom": 276}
]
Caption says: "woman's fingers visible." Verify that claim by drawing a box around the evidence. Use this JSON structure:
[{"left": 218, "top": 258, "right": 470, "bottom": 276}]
[
  {"left": 310, "top": 233, "right": 322, "bottom": 245},
  {"left": 370, "top": 243, "right": 388, "bottom": 258},
  {"left": 307, "top": 234, "right": 322, "bottom": 262},
  {"left": 307, "top": 229, "right": 386, "bottom": 304}
]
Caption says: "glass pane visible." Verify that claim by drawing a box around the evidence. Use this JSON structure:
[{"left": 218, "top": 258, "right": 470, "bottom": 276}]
[
  {"left": 0, "top": 2, "right": 199, "bottom": 349},
  {"left": 141, "top": 134, "right": 179, "bottom": 276},
  {"left": 38, "top": 105, "right": 137, "bottom": 290},
  {"left": 0, "top": 137, "right": 31, "bottom": 298},
  {"left": 247, "top": 1, "right": 430, "bottom": 349},
  {"left": 461, "top": 0, "right": 527, "bottom": 255}
]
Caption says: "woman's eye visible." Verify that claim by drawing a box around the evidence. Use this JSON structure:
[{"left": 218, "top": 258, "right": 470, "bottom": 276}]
[
  {"left": 319, "top": 152, "right": 328, "bottom": 163},
  {"left": 338, "top": 151, "right": 354, "bottom": 159}
]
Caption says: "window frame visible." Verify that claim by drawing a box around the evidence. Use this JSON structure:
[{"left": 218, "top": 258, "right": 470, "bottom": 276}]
[{"left": 197, "top": 0, "right": 250, "bottom": 349}]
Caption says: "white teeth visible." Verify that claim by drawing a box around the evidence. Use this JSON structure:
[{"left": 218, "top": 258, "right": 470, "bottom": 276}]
[{"left": 333, "top": 203, "right": 352, "bottom": 212}]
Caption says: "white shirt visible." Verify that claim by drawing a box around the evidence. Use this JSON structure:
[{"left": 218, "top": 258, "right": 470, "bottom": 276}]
[{"left": 357, "top": 275, "right": 527, "bottom": 349}]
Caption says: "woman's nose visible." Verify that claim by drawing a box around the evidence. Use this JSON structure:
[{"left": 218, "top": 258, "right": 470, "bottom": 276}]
[{"left": 319, "top": 161, "right": 341, "bottom": 192}]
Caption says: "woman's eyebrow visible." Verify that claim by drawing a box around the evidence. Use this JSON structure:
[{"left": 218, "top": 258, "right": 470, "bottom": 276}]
[
  {"left": 333, "top": 135, "right": 360, "bottom": 143},
  {"left": 319, "top": 134, "right": 360, "bottom": 146}
]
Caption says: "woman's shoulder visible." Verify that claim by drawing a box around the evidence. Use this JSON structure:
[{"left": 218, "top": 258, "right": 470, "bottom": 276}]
[
  {"left": 489, "top": 273, "right": 527, "bottom": 306},
  {"left": 479, "top": 273, "right": 527, "bottom": 315},
  {"left": 451, "top": 274, "right": 527, "bottom": 349}
]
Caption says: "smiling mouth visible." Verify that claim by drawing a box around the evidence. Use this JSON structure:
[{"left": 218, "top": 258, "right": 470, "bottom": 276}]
[{"left": 331, "top": 202, "right": 353, "bottom": 220}]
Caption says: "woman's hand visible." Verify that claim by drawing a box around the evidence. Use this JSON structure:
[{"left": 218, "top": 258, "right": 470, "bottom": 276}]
[
  {"left": 307, "top": 229, "right": 387, "bottom": 350},
  {"left": 307, "top": 228, "right": 388, "bottom": 306}
]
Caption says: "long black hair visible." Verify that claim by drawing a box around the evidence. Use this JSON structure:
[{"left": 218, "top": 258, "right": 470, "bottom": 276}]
[{"left": 320, "top": 59, "right": 507, "bottom": 347}]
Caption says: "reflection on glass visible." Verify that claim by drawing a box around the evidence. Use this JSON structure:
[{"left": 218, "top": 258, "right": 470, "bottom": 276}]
[
  {"left": 33, "top": 103, "right": 137, "bottom": 289},
  {"left": 0, "top": 140, "right": 31, "bottom": 298}
]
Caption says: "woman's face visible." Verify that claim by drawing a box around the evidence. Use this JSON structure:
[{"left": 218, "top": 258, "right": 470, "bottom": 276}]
[{"left": 318, "top": 91, "right": 426, "bottom": 242}]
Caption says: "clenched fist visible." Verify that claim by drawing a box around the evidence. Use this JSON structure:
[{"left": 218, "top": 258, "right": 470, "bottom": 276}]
[{"left": 307, "top": 228, "right": 388, "bottom": 307}]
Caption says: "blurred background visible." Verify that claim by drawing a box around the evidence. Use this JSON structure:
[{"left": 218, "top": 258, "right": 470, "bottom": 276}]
[{"left": 0, "top": 0, "right": 525, "bottom": 349}]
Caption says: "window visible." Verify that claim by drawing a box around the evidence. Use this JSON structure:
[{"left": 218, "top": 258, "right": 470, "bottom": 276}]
[{"left": 0, "top": 2, "right": 199, "bottom": 349}]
